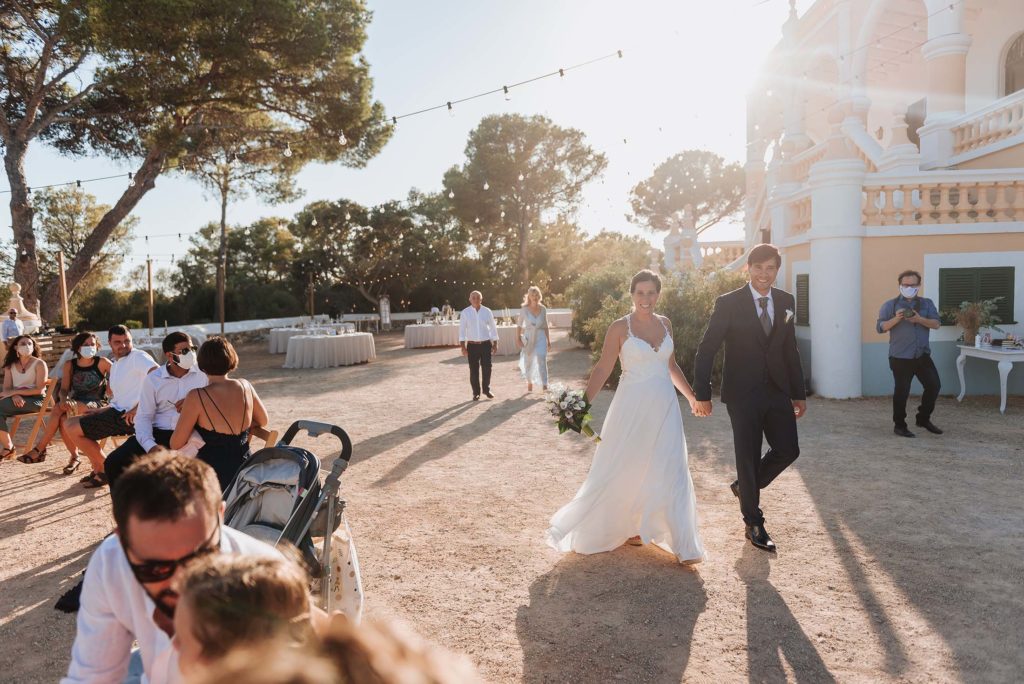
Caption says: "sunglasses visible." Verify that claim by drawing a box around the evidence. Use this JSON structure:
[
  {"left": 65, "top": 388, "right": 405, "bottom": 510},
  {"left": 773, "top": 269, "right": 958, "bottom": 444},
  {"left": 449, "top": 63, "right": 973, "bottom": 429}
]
[{"left": 124, "top": 523, "right": 220, "bottom": 583}]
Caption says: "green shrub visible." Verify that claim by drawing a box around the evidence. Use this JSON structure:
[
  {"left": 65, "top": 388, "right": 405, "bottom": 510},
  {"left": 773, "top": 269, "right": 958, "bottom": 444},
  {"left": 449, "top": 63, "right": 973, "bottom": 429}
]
[
  {"left": 566, "top": 265, "right": 634, "bottom": 347},
  {"left": 123, "top": 319, "right": 143, "bottom": 330}
]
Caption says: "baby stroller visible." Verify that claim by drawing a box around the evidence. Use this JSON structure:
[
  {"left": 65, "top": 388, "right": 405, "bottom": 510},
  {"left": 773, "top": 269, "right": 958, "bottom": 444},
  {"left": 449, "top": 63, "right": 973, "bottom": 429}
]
[{"left": 223, "top": 420, "right": 362, "bottom": 618}]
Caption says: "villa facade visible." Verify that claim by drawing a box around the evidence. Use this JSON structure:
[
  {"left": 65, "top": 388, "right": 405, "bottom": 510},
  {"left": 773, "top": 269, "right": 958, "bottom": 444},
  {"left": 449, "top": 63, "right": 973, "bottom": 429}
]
[{"left": 744, "top": 0, "right": 1024, "bottom": 398}]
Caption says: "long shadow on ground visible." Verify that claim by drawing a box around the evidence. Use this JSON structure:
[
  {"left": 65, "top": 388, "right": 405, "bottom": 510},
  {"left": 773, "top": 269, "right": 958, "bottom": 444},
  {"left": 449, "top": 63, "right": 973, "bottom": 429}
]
[{"left": 516, "top": 548, "right": 706, "bottom": 683}]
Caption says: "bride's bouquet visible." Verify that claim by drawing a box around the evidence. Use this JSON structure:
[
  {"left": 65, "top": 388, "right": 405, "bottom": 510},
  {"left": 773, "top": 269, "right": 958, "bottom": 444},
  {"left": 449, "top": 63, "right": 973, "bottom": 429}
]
[{"left": 546, "top": 384, "right": 600, "bottom": 442}]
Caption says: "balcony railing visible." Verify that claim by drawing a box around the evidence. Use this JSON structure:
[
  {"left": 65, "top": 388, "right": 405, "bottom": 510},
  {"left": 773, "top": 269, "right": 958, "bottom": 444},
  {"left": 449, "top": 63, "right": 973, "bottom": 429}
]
[
  {"left": 951, "top": 90, "right": 1024, "bottom": 156},
  {"left": 862, "top": 179, "right": 1024, "bottom": 226}
]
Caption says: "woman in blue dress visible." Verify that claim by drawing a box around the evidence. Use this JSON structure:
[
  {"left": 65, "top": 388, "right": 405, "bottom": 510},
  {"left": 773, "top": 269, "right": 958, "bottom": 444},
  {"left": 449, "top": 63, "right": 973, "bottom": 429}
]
[{"left": 516, "top": 286, "right": 551, "bottom": 392}]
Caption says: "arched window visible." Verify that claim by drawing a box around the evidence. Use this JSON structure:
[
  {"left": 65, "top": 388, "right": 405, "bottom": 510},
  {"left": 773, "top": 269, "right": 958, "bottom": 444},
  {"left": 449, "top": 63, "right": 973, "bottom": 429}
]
[{"left": 1006, "top": 33, "right": 1024, "bottom": 96}]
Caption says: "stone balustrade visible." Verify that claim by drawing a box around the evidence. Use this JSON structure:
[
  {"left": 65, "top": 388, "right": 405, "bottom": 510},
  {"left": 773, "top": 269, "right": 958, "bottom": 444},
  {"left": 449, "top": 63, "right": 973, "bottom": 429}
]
[
  {"left": 788, "top": 143, "right": 828, "bottom": 182},
  {"left": 951, "top": 90, "right": 1024, "bottom": 156},
  {"left": 862, "top": 179, "right": 1024, "bottom": 226},
  {"left": 789, "top": 195, "right": 813, "bottom": 235}
]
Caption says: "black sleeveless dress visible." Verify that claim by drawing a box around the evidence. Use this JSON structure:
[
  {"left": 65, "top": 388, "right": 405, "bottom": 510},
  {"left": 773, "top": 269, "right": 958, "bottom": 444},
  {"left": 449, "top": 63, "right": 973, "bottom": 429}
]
[{"left": 195, "top": 382, "right": 252, "bottom": 491}]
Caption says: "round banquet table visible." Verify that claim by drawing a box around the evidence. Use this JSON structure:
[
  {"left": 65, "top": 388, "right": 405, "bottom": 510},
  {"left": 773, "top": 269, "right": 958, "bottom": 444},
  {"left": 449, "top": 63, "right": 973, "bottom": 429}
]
[
  {"left": 404, "top": 323, "right": 461, "bottom": 348},
  {"left": 283, "top": 333, "right": 376, "bottom": 369},
  {"left": 496, "top": 325, "right": 519, "bottom": 356},
  {"left": 269, "top": 328, "right": 305, "bottom": 354}
]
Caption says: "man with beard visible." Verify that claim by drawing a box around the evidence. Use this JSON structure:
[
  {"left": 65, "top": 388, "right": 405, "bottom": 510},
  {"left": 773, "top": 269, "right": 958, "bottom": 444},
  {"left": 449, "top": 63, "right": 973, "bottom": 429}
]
[{"left": 61, "top": 454, "right": 277, "bottom": 683}]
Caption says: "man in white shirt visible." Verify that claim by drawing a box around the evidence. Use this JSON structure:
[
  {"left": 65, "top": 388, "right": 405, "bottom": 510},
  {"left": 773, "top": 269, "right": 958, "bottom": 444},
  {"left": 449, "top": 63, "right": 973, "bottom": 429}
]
[
  {"left": 458, "top": 290, "right": 498, "bottom": 401},
  {"left": 62, "top": 453, "right": 280, "bottom": 684},
  {"left": 65, "top": 325, "right": 159, "bottom": 488},
  {"left": 104, "top": 331, "right": 208, "bottom": 486},
  {"left": 1, "top": 308, "right": 24, "bottom": 346}
]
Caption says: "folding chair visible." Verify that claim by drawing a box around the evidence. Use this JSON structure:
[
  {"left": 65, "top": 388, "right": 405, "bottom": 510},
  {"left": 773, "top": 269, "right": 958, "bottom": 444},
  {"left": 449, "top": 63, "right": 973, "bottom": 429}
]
[
  {"left": 10, "top": 378, "right": 58, "bottom": 450},
  {"left": 249, "top": 424, "right": 279, "bottom": 449}
]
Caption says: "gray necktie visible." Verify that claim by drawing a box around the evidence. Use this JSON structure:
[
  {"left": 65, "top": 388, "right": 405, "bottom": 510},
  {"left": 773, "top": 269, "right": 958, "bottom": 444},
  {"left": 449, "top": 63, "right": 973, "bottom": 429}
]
[{"left": 758, "top": 297, "right": 772, "bottom": 336}]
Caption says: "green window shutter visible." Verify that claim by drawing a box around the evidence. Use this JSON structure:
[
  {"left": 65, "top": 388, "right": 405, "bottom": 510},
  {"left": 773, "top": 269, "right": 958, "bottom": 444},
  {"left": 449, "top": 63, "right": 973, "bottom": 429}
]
[
  {"left": 978, "top": 266, "right": 1015, "bottom": 323},
  {"left": 795, "top": 274, "right": 809, "bottom": 326},
  {"left": 939, "top": 266, "right": 1016, "bottom": 324}
]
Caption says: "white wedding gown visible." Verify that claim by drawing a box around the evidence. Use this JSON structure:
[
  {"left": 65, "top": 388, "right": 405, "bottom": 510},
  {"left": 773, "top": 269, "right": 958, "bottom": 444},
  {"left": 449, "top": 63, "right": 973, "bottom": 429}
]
[{"left": 546, "top": 316, "right": 706, "bottom": 563}]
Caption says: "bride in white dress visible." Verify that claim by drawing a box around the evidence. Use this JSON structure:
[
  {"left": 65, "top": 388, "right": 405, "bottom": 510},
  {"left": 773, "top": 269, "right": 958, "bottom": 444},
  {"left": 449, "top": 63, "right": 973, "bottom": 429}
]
[{"left": 546, "top": 270, "right": 706, "bottom": 564}]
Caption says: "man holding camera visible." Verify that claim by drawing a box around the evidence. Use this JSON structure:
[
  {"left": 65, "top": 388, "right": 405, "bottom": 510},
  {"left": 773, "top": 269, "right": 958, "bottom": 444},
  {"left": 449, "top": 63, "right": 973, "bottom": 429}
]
[{"left": 877, "top": 270, "right": 943, "bottom": 438}]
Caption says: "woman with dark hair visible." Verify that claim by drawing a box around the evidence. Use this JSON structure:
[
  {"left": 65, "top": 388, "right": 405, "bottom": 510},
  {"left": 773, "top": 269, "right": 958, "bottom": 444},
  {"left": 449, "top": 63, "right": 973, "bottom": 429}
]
[
  {"left": 0, "top": 335, "right": 49, "bottom": 461},
  {"left": 171, "top": 337, "right": 269, "bottom": 490},
  {"left": 18, "top": 332, "right": 111, "bottom": 470},
  {"left": 546, "top": 269, "right": 706, "bottom": 564}
]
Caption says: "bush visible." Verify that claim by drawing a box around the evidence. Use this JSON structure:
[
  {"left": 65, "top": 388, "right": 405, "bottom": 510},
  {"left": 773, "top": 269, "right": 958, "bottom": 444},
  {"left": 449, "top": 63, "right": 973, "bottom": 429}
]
[
  {"left": 566, "top": 265, "right": 635, "bottom": 348},
  {"left": 577, "top": 268, "right": 747, "bottom": 391},
  {"left": 123, "top": 319, "right": 144, "bottom": 330}
]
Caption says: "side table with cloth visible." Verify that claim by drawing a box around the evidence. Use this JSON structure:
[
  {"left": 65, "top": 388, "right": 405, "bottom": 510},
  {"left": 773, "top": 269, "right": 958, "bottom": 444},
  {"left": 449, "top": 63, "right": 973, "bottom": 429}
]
[
  {"left": 284, "top": 334, "right": 376, "bottom": 369},
  {"left": 955, "top": 344, "right": 1024, "bottom": 414},
  {"left": 269, "top": 328, "right": 306, "bottom": 354},
  {"left": 496, "top": 325, "right": 520, "bottom": 356},
  {"left": 404, "top": 323, "right": 460, "bottom": 349}
]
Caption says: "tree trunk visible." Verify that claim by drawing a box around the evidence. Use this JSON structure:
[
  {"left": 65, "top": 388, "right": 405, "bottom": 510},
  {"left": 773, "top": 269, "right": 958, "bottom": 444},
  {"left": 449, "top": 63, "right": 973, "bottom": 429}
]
[
  {"left": 39, "top": 147, "right": 169, "bottom": 320},
  {"left": 3, "top": 139, "right": 42, "bottom": 313},
  {"left": 355, "top": 285, "right": 379, "bottom": 307},
  {"left": 217, "top": 179, "right": 228, "bottom": 335},
  {"left": 517, "top": 221, "right": 530, "bottom": 286}
]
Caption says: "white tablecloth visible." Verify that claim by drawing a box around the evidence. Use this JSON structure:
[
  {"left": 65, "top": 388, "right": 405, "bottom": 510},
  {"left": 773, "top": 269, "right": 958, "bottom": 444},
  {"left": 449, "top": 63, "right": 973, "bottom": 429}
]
[
  {"left": 497, "top": 326, "right": 519, "bottom": 356},
  {"left": 283, "top": 334, "right": 376, "bottom": 369},
  {"left": 547, "top": 311, "right": 572, "bottom": 328},
  {"left": 404, "top": 323, "right": 461, "bottom": 348},
  {"left": 269, "top": 325, "right": 351, "bottom": 354}
]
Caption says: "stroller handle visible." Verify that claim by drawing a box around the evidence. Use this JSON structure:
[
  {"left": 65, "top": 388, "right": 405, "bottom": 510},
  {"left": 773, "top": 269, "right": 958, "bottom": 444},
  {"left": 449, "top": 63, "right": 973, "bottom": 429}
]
[{"left": 280, "top": 420, "right": 353, "bottom": 462}]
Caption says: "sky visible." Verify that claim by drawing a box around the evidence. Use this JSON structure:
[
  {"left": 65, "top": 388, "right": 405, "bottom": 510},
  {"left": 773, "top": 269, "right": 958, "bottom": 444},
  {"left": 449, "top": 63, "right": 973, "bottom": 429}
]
[{"left": 3, "top": 0, "right": 812, "bottom": 277}]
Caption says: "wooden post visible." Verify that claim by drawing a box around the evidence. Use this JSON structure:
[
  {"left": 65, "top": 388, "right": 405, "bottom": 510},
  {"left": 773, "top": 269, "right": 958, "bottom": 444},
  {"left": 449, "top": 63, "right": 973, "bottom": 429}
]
[
  {"left": 147, "top": 258, "right": 154, "bottom": 335},
  {"left": 307, "top": 272, "right": 315, "bottom": 320},
  {"left": 56, "top": 250, "right": 71, "bottom": 328}
]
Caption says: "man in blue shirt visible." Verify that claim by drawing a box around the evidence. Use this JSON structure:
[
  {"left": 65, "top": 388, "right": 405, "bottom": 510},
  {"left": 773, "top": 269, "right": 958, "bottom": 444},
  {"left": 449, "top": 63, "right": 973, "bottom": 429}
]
[{"left": 877, "top": 270, "right": 943, "bottom": 437}]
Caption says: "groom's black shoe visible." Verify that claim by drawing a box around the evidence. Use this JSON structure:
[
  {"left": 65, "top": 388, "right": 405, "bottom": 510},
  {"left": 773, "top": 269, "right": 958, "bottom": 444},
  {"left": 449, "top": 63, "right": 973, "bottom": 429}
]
[
  {"left": 484, "top": 391, "right": 494, "bottom": 399},
  {"left": 893, "top": 425, "right": 915, "bottom": 438},
  {"left": 730, "top": 480, "right": 740, "bottom": 498},
  {"left": 745, "top": 524, "right": 776, "bottom": 552},
  {"left": 473, "top": 394, "right": 480, "bottom": 401},
  {"left": 915, "top": 419, "right": 943, "bottom": 434}
]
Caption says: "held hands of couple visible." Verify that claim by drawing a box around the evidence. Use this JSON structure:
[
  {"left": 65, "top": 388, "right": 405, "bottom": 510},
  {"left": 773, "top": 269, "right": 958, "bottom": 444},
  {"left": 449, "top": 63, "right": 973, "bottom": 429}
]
[{"left": 693, "top": 400, "right": 713, "bottom": 417}]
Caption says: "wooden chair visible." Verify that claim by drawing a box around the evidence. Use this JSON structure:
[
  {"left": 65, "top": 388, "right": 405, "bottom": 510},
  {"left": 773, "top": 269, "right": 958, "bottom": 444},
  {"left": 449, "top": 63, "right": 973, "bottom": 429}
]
[{"left": 10, "top": 378, "right": 58, "bottom": 450}]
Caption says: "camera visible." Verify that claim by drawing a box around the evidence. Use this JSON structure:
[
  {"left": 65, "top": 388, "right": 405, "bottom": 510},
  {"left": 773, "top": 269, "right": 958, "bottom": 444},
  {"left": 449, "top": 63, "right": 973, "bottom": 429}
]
[{"left": 900, "top": 308, "right": 915, "bottom": 318}]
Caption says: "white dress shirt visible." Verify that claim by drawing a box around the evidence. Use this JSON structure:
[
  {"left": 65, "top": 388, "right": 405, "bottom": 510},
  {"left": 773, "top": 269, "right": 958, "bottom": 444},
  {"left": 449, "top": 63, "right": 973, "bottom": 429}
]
[
  {"left": 62, "top": 526, "right": 279, "bottom": 684},
  {"left": 108, "top": 349, "right": 159, "bottom": 412},
  {"left": 749, "top": 283, "right": 775, "bottom": 325},
  {"left": 1, "top": 317, "right": 24, "bottom": 342},
  {"left": 134, "top": 364, "right": 208, "bottom": 452},
  {"left": 459, "top": 305, "right": 498, "bottom": 343}
]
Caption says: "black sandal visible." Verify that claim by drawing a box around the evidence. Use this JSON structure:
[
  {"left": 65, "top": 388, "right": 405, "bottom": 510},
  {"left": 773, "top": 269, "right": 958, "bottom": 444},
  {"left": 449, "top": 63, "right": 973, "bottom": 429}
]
[
  {"left": 17, "top": 447, "right": 47, "bottom": 464},
  {"left": 63, "top": 458, "right": 82, "bottom": 475},
  {"left": 82, "top": 472, "right": 108, "bottom": 489}
]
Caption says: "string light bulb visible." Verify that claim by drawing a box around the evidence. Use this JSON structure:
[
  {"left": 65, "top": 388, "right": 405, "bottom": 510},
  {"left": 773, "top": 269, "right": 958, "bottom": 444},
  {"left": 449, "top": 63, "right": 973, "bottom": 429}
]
[
  {"left": 311, "top": 216, "right": 318, "bottom": 226},
  {"left": 483, "top": 181, "right": 489, "bottom": 190},
  {"left": 128, "top": 172, "right": 135, "bottom": 187},
  {"left": 518, "top": 172, "right": 525, "bottom": 181},
  {"left": 447, "top": 101, "right": 453, "bottom": 117},
  {"left": 338, "top": 131, "right": 348, "bottom": 146},
  {"left": 503, "top": 85, "right": 511, "bottom": 101},
  {"left": 448, "top": 190, "right": 455, "bottom": 199},
  {"left": 345, "top": 212, "right": 351, "bottom": 220},
  {"left": 283, "top": 143, "right": 293, "bottom": 158}
]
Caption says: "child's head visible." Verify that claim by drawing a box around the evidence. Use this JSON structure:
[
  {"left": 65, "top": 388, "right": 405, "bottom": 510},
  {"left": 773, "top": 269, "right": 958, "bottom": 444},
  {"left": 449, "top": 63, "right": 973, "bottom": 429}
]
[{"left": 173, "top": 553, "right": 311, "bottom": 678}]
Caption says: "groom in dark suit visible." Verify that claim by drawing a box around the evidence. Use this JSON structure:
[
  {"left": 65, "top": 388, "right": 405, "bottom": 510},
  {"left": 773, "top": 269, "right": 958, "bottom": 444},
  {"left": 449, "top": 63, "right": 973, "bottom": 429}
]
[{"left": 693, "top": 243, "right": 806, "bottom": 552}]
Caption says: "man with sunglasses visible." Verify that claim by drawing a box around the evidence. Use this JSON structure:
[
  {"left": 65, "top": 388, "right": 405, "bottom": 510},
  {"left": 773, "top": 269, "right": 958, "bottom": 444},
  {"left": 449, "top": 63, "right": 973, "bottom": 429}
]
[
  {"left": 104, "top": 332, "right": 208, "bottom": 486},
  {"left": 62, "top": 453, "right": 278, "bottom": 684}
]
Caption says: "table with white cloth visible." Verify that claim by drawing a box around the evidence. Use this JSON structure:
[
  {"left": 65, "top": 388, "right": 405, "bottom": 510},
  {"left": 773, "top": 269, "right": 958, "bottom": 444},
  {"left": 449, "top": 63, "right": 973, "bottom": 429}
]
[
  {"left": 546, "top": 310, "right": 573, "bottom": 328},
  {"left": 283, "top": 333, "right": 375, "bottom": 369},
  {"left": 404, "top": 323, "right": 461, "bottom": 349},
  {"left": 496, "top": 325, "right": 520, "bottom": 356},
  {"left": 955, "top": 344, "right": 1024, "bottom": 414},
  {"left": 269, "top": 325, "right": 351, "bottom": 354}
]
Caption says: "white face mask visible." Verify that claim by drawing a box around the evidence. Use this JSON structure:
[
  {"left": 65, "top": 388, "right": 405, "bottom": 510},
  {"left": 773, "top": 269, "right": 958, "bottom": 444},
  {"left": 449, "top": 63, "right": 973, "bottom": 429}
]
[
  {"left": 172, "top": 350, "right": 196, "bottom": 370},
  {"left": 16, "top": 344, "right": 32, "bottom": 356},
  {"left": 900, "top": 286, "right": 919, "bottom": 299},
  {"left": 79, "top": 345, "right": 98, "bottom": 358}
]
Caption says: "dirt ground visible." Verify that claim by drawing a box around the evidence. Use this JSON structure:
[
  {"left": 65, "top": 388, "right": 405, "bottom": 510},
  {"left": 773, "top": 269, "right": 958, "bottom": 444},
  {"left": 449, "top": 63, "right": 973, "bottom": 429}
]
[{"left": 1, "top": 330, "right": 1022, "bottom": 683}]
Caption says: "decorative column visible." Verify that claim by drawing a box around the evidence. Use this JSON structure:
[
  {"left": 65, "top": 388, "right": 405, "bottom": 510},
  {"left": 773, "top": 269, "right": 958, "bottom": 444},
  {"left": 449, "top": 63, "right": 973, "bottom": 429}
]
[
  {"left": 878, "top": 106, "right": 922, "bottom": 172},
  {"left": 807, "top": 109, "right": 867, "bottom": 398},
  {"left": 918, "top": 0, "right": 971, "bottom": 167}
]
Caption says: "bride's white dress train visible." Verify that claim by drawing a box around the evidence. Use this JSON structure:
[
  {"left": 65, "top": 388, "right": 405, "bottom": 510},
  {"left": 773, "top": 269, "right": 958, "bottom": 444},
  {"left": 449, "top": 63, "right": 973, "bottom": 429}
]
[{"left": 546, "top": 317, "right": 706, "bottom": 563}]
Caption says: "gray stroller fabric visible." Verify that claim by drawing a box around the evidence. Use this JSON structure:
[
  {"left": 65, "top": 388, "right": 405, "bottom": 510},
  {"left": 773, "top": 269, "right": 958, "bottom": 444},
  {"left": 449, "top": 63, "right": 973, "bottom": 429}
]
[{"left": 224, "top": 460, "right": 304, "bottom": 545}]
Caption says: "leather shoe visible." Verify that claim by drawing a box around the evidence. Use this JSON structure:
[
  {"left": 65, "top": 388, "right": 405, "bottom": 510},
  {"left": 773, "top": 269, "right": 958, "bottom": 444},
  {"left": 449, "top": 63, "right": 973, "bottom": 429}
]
[
  {"left": 893, "top": 426, "right": 915, "bottom": 438},
  {"left": 915, "top": 419, "right": 943, "bottom": 434},
  {"left": 473, "top": 395, "right": 480, "bottom": 401},
  {"left": 730, "top": 480, "right": 740, "bottom": 498},
  {"left": 745, "top": 524, "right": 776, "bottom": 552},
  {"left": 484, "top": 391, "right": 494, "bottom": 399}
]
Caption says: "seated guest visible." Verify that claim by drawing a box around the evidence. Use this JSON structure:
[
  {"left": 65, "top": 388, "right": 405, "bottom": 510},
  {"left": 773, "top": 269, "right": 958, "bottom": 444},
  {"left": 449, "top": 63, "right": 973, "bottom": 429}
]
[
  {"left": 173, "top": 554, "right": 313, "bottom": 680},
  {"left": 0, "top": 335, "right": 48, "bottom": 460},
  {"left": 192, "top": 616, "right": 482, "bottom": 684},
  {"left": 61, "top": 453, "right": 281, "bottom": 684},
  {"left": 64, "top": 325, "right": 158, "bottom": 487},
  {"left": 18, "top": 332, "right": 111, "bottom": 470},
  {"left": 103, "top": 331, "right": 208, "bottom": 487},
  {"left": 171, "top": 337, "right": 268, "bottom": 491}
]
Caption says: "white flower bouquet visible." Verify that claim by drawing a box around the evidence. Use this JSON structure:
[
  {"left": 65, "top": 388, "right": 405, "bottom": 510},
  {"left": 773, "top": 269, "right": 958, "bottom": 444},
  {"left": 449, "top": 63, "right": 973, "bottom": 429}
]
[{"left": 546, "top": 384, "right": 600, "bottom": 442}]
